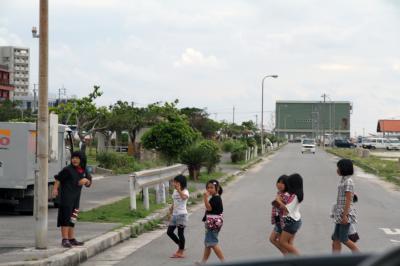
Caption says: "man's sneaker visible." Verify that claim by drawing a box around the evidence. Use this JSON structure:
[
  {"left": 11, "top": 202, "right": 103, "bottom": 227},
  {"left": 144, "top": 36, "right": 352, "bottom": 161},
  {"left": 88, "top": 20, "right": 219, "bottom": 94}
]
[
  {"left": 69, "top": 238, "right": 84, "bottom": 246},
  {"left": 61, "top": 239, "right": 72, "bottom": 248}
]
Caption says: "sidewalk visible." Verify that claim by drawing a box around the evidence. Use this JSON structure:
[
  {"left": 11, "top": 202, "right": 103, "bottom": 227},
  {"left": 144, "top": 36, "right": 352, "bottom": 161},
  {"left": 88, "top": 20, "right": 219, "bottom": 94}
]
[{"left": 0, "top": 153, "right": 267, "bottom": 266}]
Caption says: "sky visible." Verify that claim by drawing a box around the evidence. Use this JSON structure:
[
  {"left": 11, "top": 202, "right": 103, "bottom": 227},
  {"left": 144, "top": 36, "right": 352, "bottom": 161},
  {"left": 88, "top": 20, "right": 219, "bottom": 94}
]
[{"left": 1, "top": 0, "right": 400, "bottom": 135}]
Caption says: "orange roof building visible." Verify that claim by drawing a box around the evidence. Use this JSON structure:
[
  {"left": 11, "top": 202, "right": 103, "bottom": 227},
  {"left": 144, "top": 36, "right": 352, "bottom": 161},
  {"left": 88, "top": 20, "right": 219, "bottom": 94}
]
[{"left": 377, "top": 120, "right": 400, "bottom": 133}]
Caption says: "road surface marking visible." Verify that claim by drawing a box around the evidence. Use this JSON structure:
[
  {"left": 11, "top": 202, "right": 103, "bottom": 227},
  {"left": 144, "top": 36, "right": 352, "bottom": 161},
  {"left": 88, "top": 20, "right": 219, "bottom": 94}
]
[{"left": 379, "top": 228, "right": 400, "bottom": 235}]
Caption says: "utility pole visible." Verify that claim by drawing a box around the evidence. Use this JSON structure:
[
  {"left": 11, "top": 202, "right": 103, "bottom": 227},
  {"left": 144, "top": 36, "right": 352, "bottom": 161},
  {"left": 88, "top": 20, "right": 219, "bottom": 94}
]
[
  {"left": 232, "top": 106, "right": 235, "bottom": 124},
  {"left": 321, "top": 93, "right": 327, "bottom": 148},
  {"left": 255, "top": 114, "right": 258, "bottom": 128},
  {"left": 33, "top": 83, "right": 38, "bottom": 112},
  {"left": 34, "top": 0, "right": 49, "bottom": 249}
]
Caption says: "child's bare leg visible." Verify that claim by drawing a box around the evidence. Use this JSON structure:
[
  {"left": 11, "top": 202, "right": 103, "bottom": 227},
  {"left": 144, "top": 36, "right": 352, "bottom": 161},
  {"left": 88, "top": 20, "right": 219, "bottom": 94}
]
[
  {"left": 269, "top": 231, "right": 287, "bottom": 255},
  {"left": 343, "top": 240, "right": 359, "bottom": 253},
  {"left": 280, "top": 232, "right": 300, "bottom": 256},
  {"left": 201, "top": 247, "right": 212, "bottom": 263},
  {"left": 332, "top": 240, "right": 342, "bottom": 253},
  {"left": 61, "top": 227, "right": 69, "bottom": 239},
  {"left": 211, "top": 245, "right": 225, "bottom": 262},
  {"left": 67, "top": 227, "right": 75, "bottom": 239}
]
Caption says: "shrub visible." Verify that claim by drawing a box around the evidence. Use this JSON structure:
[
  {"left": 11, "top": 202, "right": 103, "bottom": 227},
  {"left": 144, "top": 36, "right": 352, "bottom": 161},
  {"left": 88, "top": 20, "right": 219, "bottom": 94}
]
[
  {"left": 221, "top": 139, "right": 236, "bottom": 152},
  {"left": 181, "top": 144, "right": 206, "bottom": 180},
  {"left": 230, "top": 141, "right": 247, "bottom": 163},
  {"left": 198, "top": 140, "right": 221, "bottom": 174},
  {"left": 96, "top": 152, "right": 137, "bottom": 174},
  {"left": 141, "top": 121, "right": 197, "bottom": 164}
]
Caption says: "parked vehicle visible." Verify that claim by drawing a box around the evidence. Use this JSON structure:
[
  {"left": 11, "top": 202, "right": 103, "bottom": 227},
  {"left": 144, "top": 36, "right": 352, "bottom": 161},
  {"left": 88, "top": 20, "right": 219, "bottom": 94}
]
[
  {"left": 0, "top": 119, "right": 73, "bottom": 213},
  {"left": 301, "top": 138, "right": 316, "bottom": 154},
  {"left": 334, "top": 139, "right": 356, "bottom": 148},
  {"left": 362, "top": 137, "right": 388, "bottom": 149},
  {"left": 386, "top": 138, "right": 400, "bottom": 150}
]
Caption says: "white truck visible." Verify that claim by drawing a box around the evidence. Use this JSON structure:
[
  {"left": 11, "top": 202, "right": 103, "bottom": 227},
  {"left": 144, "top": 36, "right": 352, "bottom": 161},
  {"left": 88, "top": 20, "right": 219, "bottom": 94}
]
[{"left": 0, "top": 118, "right": 73, "bottom": 213}]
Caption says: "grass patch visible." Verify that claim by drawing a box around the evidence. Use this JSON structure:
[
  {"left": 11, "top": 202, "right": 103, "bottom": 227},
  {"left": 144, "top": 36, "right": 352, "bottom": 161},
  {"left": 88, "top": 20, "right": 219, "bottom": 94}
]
[
  {"left": 326, "top": 148, "right": 400, "bottom": 186},
  {"left": 79, "top": 194, "right": 166, "bottom": 225},
  {"left": 196, "top": 171, "right": 225, "bottom": 183}
]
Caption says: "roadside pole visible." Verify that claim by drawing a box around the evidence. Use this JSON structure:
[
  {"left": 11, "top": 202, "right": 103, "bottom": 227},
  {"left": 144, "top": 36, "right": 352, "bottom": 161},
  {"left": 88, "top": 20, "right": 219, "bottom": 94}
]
[{"left": 34, "top": 0, "right": 49, "bottom": 249}]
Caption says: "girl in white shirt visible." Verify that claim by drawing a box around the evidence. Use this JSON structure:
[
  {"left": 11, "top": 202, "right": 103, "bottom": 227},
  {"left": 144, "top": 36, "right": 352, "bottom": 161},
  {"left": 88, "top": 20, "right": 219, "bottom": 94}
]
[
  {"left": 167, "top": 175, "right": 189, "bottom": 258},
  {"left": 275, "top": 173, "right": 304, "bottom": 256}
]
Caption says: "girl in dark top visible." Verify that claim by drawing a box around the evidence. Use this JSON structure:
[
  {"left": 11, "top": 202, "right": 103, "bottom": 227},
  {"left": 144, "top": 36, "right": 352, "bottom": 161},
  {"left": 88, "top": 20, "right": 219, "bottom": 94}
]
[
  {"left": 197, "top": 179, "right": 225, "bottom": 264},
  {"left": 52, "top": 151, "right": 91, "bottom": 248}
]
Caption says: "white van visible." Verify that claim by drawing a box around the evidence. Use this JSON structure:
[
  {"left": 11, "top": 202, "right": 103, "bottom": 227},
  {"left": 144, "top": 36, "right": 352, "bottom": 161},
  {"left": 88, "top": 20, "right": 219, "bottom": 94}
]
[
  {"left": 386, "top": 138, "right": 400, "bottom": 150},
  {"left": 301, "top": 139, "right": 316, "bottom": 154},
  {"left": 364, "top": 138, "right": 389, "bottom": 149}
]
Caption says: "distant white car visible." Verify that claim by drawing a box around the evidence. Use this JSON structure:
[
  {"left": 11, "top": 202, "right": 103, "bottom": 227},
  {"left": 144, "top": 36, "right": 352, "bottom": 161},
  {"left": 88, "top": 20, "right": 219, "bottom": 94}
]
[
  {"left": 301, "top": 139, "right": 316, "bottom": 154},
  {"left": 386, "top": 138, "right": 400, "bottom": 150}
]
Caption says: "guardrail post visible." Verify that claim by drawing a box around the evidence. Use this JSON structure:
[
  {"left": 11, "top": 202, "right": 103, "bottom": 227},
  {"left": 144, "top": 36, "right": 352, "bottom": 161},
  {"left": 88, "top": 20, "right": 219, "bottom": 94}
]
[
  {"left": 156, "top": 183, "right": 166, "bottom": 204},
  {"left": 143, "top": 186, "right": 150, "bottom": 210},
  {"left": 129, "top": 174, "right": 137, "bottom": 210}
]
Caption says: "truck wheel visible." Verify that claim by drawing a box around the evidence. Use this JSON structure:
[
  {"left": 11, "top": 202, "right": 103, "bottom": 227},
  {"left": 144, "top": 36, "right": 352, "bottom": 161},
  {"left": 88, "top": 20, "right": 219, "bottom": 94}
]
[
  {"left": 15, "top": 197, "right": 34, "bottom": 215},
  {"left": 53, "top": 195, "right": 60, "bottom": 208}
]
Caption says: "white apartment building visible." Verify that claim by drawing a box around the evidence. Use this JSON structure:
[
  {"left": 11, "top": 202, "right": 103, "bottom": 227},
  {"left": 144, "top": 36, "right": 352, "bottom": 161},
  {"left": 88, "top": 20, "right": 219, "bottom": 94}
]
[{"left": 0, "top": 46, "right": 30, "bottom": 97}]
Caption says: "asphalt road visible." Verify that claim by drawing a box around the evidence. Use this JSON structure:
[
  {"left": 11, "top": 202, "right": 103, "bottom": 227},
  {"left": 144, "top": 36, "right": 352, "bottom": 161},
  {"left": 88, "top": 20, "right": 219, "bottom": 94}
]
[
  {"left": 0, "top": 174, "right": 131, "bottom": 262},
  {"left": 83, "top": 144, "right": 400, "bottom": 266}
]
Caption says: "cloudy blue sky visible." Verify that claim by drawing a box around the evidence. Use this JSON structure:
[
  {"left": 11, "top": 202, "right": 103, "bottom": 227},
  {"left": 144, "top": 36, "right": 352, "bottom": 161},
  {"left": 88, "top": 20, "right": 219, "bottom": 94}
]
[{"left": 1, "top": 0, "right": 399, "bottom": 135}]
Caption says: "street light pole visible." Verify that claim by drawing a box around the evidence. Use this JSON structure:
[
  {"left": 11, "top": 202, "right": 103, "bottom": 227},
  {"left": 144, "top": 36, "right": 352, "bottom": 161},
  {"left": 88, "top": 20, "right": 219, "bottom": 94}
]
[
  {"left": 34, "top": 0, "right": 49, "bottom": 249},
  {"left": 261, "top": 74, "right": 278, "bottom": 154}
]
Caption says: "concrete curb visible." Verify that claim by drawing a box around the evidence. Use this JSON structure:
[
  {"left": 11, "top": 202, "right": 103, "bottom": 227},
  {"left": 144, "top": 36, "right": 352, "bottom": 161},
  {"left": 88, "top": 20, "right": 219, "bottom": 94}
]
[{"left": 3, "top": 157, "right": 269, "bottom": 266}]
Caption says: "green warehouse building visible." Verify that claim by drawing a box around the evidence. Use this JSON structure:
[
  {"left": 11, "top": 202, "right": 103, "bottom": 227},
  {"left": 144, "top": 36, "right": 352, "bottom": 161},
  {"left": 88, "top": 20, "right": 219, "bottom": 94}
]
[{"left": 275, "top": 101, "right": 352, "bottom": 140}]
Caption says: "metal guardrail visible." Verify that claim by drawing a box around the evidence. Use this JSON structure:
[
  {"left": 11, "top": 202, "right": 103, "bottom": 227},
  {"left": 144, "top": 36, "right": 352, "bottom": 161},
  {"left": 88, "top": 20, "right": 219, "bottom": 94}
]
[{"left": 128, "top": 164, "right": 187, "bottom": 210}]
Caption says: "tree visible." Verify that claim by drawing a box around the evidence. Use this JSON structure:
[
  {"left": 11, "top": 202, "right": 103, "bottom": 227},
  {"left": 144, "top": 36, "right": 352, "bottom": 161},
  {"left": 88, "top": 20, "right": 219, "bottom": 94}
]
[
  {"left": 242, "top": 120, "right": 257, "bottom": 132},
  {"left": 0, "top": 100, "right": 23, "bottom": 121},
  {"left": 181, "top": 107, "right": 221, "bottom": 138},
  {"left": 141, "top": 120, "right": 198, "bottom": 164},
  {"left": 198, "top": 140, "right": 221, "bottom": 174},
  {"left": 180, "top": 144, "right": 206, "bottom": 180},
  {"left": 51, "top": 85, "right": 105, "bottom": 153}
]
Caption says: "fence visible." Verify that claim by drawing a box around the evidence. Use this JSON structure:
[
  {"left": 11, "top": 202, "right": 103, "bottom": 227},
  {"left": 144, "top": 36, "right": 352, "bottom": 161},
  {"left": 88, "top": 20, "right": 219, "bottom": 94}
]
[
  {"left": 245, "top": 143, "right": 278, "bottom": 162},
  {"left": 129, "top": 164, "right": 187, "bottom": 210}
]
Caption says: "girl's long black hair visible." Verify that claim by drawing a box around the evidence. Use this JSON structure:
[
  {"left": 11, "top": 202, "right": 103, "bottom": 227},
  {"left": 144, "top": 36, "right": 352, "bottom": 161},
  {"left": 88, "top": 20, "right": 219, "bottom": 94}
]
[
  {"left": 287, "top": 173, "right": 303, "bottom": 202},
  {"left": 174, "top": 175, "right": 187, "bottom": 190},
  {"left": 206, "top": 179, "right": 223, "bottom": 195},
  {"left": 277, "top": 175, "right": 289, "bottom": 192}
]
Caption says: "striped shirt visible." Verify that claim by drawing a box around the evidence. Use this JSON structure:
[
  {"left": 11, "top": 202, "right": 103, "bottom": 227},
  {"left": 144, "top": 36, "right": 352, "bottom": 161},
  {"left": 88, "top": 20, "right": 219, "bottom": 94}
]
[{"left": 332, "top": 176, "right": 357, "bottom": 224}]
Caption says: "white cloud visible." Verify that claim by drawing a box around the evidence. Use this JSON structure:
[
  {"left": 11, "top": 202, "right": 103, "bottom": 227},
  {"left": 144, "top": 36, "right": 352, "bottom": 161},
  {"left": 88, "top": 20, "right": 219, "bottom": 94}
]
[
  {"left": 393, "top": 63, "right": 400, "bottom": 72},
  {"left": 174, "top": 48, "right": 221, "bottom": 68},
  {"left": 0, "top": 26, "right": 23, "bottom": 46},
  {"left": 318, "top": 64, "right": 356, "bottom": 71}
]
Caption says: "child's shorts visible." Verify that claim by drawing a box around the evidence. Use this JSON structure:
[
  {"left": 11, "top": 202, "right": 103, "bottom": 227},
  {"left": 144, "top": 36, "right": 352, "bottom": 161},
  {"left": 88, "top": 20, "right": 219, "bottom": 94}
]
[
  {"left": 169, "top": 214, "right": 188, "bottom": 227},
  {"left": 283, "top": 217, "right": 302, "bottom": 235},
  {"left": 332, "top": 223, "right": 350, "bottom": 243},
  {"left": 205, "top": 228, "right": 219, "bottom": 247}
]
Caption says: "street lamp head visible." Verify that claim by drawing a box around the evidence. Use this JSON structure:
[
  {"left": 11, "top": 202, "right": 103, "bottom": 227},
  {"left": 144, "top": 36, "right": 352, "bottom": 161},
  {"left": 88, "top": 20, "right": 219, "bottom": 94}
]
[
  {"left": 32, "top": 26, "right": 39, "bottom": 38},
  {"left": 271, "top": 75, "right": 278, "bottom": 78}
]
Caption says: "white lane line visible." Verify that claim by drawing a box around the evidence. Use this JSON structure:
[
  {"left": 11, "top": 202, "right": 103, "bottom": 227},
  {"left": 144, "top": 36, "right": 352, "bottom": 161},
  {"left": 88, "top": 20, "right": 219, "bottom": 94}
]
[
  {"left": 390, "top": 239, "right": 400, "bottom": 243},
  {"left": 379, "top": 228, "right": 400, "bottom": 235},
  {"left": 92, "top": 175, "right": 105, "bottom": 181}
]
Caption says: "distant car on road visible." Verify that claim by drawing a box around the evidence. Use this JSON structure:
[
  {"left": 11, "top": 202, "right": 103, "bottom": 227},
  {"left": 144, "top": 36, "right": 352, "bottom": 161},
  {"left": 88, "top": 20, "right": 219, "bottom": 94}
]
[
  {"left": 301, "top": 138, "right": 316, "bottom": 154},
  {"left": 334, "top": 139, "right": 356, "bottom": 148}
]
